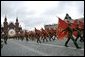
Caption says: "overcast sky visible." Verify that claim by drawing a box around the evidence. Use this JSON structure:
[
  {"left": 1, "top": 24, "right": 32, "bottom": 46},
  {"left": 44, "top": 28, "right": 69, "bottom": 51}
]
[{"left": 1, "top": 1, "right": 84, "bottom": 31}]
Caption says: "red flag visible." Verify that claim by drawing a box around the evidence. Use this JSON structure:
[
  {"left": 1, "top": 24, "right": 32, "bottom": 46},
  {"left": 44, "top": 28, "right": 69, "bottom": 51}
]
[
  {"left": 72, "top": 20, "right": 84, "bottom": 37},
  {"left": 71, "top": 20, "right": 78, "bottom": 29},
  {"left": 57, "top": 17, "right": 68, "bottom": 40},
  {"left": 73, "top": 31, "right": 78, "bottom": 38}
]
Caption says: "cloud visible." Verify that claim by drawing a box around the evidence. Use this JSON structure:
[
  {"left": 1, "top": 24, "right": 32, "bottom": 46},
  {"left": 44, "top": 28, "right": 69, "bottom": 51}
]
[
  {"left": 1, "top": 1, "right": 84, "bottom": 30},
  {"left": 42, "top": 1, "right": 84, "bottom": 18}
]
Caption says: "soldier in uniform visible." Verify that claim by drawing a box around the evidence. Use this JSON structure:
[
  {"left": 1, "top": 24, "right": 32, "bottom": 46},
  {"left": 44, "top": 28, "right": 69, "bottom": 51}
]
[
  {"left": 41, "top": 28, "right": 48, "bottom": 42},
  {"left": 73, "top": 24, "right": 84, "bottom": 42},
  {"left": 62, "top": 23, "right": 81, "bottom": 49},
  {"left": 4, "top": 32, "right": 8, "bottom": 44},
  {"left": 35, "top": 28, "right": 41, "bottom": 43},
  {"left": 25, "top": 30, "right": 29, "bottom": 41},
  {"left": 1, "top": 40, "right": 3, "bottom": 48}
]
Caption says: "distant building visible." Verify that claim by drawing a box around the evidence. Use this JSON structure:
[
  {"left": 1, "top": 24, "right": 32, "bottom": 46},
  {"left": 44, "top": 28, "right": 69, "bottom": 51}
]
[
  {"left": 44, "top": 24, "right": 58, "bottom": 30},
  {"left": 76, "top": 17, "right": 84, "bottom": 22},
  {"left": 1, "top": 16, "right": 22, "bottom": 37}
]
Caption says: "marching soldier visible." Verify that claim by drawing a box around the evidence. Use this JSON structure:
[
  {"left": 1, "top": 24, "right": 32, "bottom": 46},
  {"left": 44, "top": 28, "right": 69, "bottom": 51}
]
[
  {"left": 62, "top": 23, "right": 81, "bottom": 49},
  {"left": 73, "top": 24, "right": 84, "bottom": 42},
  {"left": 25, "top": 30, "right": 29, "bottom": 41},
  {"left": 35, "top": 28, "right": 41, "bottom": 43},
  {"left": 4, "top": 33, "right": 8, "bottom": 44},
  {"left": 1, "top": 40, "right": 3, "bottom": 48},
  {"left": 41, "top": 28, "right": 48, "bottom": 42}
]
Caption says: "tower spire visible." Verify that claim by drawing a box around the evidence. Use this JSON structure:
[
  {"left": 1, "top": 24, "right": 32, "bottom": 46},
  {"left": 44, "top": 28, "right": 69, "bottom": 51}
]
[
  {"left": 4, "top": 15, "right": 7, "bottom": 22},
  {"left": 16, "top": 17, "right": 18, "bottom": 22}
]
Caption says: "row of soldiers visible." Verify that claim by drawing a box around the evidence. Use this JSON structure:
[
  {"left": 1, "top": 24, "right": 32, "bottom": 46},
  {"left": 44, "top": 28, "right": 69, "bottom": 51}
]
[{"left": 1, "top": 27, "right": 56, "bottom": 44}]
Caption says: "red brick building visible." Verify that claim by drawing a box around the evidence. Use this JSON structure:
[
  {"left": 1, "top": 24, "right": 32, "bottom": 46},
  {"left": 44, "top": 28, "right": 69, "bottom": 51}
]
[{"left": 1, "top": 16, "right": 22, "bottom": 37}]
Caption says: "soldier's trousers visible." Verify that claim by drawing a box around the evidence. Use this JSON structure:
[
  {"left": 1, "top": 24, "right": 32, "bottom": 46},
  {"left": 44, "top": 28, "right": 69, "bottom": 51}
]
[
  {"left": 37, "top": 37, "right": 41, "bottom": 43},
  {"left": 75, "top": 35, "right": 84, "bottom": 42},
  {"left": 4, "top": 36, "right": 8, "bottom": 44},
  {"left": 65, "top": 36, "right": 80, "bottom": 48}
]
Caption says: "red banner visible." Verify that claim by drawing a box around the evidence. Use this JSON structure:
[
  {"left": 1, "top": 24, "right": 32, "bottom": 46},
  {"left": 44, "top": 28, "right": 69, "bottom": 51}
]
[
  {"left": 71, "top": 20, "right": 78, "bottom": 29},
  {"left": 72, "top": 20, "right": 84, "bottom": 37},
  {"left": 73, "top": 31, "right": 78, "bottom": 38},
  {"left": 57, "top": 17, "right": 68, "bottom": 40}
]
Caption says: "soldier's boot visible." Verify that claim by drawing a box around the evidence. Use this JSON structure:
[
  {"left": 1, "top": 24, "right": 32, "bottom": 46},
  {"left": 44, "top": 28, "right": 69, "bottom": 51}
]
[
  {"left": 73, "top": 39, "right": 81, "bottom": 49},
  {"left": 64, "top": 45, "right": 69, "bottom": 47},
  {"left": 64, "top": 38, "right": 70, "bottom": 47},
  {"left": 39, "top": 40, "right": 41, "bottom": 43},
  {"left": 49, "top": 38, "right": 51, "bottom": 41},
  {"left": 4, "top": 40, "right": 7, "bottom": 44},
  {"left": 46, "top": 38, "right": 48, "bottom": 42},
  {"left": 80, "top": 37, "right": 84, "bottom": 42},
  {"left": 80, "top": 39, "right": 83, "bottom": 42},
  {"left": 43, "top": 39, "right": 45, "bottom": 42},
  {"left": 53, "top": 37, "right": 55, "bottom": 41}
]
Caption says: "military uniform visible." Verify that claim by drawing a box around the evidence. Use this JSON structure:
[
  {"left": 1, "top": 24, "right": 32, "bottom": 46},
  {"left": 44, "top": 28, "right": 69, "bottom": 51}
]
[
  {"left": 74, "top": 26, "right": 84, "bottom": 42},
  {"left": 4, "top": 33, "right": 8, "bottom": 44},
  {"left": 35, "top": 28, "right": 41, "bottom": 43},
  {"left": 62, "top": 24, "right": 81, "bottom": 49}
]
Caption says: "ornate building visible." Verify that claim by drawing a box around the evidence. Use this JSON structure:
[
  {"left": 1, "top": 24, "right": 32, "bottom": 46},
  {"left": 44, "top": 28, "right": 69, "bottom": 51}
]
[{"left": 1, "top": 16, "right": 22, "bottom": 37}]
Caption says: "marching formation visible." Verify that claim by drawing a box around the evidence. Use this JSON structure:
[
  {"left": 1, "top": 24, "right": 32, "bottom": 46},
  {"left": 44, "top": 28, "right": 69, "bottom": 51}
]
[
  {"left": 1, "top": 27, "right": 56, "bottom": 49},
  {"left": 1, "top": 14, "right": 84, "bottom": 49}
]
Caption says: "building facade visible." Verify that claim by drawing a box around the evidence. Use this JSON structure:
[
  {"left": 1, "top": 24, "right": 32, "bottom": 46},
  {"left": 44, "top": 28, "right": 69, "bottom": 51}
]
[
  {"left": 1, "top": 16, "right": 22, "bottom": 37},
  {"left": 44, "top": 24, "right": 58, "bottom": 30}
]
